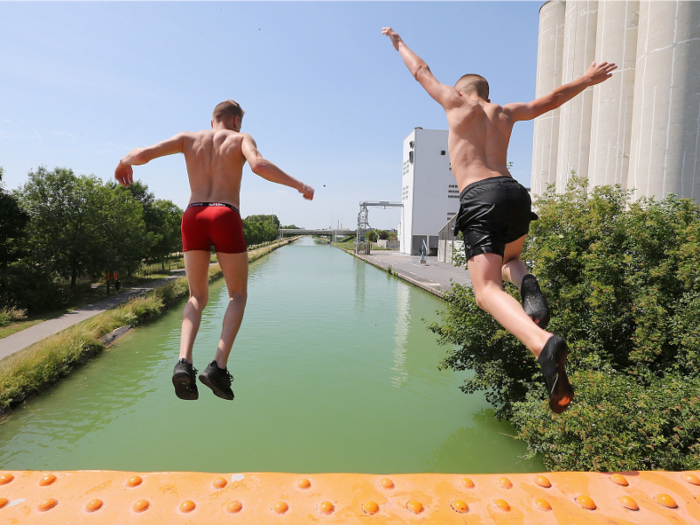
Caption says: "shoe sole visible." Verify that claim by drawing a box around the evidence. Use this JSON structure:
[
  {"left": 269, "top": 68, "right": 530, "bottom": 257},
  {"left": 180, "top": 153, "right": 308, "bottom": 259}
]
[
  {"left": 521, "top": 276, "right": 551, "bottom": 330},
  {"left": 549, "top": 347, "right": 574, "bottom": 414},
  {"left": 199, "top": 373, "right": 234, "bottom": 401},
  {"left": 172, "top": 370, "right": 198, "bottom": 401}
]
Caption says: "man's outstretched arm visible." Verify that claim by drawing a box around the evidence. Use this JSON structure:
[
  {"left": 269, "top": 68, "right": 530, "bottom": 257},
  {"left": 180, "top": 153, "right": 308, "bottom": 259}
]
[
  {"left": 241, "top": 134, "right": 314, "bottom": 200},
  {"left": 382, "top": 27, "right": 460, "bottom": 110},
  {"left": 114, "top": 133, "right": 186, "bottom": 187},
  {"left": 504, "top": 61, "right": 618, "bottom": 122}
]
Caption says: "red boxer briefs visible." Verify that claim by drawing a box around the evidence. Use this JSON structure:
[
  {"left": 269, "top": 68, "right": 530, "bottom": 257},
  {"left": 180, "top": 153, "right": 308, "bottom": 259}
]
[{"left": 181, "top": 202, "right": 247, "bottom": 254}]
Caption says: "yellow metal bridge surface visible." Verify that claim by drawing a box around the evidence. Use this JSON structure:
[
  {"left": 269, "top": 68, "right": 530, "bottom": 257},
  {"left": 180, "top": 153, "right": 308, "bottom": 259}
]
[{"left": 0, "top": 470, "right": 699, "bottom": 524}]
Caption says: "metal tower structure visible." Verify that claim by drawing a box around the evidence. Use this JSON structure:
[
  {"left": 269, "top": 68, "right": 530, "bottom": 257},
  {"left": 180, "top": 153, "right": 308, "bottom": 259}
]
[{"left": 355, "top": 201, "right": 403, "bottom": 255}]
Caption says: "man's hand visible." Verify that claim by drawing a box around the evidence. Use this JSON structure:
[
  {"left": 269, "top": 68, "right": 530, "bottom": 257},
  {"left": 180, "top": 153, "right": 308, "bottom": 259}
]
[
  {"left": 382, "top": 27, "right": 402, "bottom": 51},
  {"left": 299, "top": 183, "right": 314, "bottom": 201},
  {"left": 583, "top": 61, "right": 618, "bottom": 86},
  {"left": 114, "top": 161, "right": 134, "bottom": 187}
]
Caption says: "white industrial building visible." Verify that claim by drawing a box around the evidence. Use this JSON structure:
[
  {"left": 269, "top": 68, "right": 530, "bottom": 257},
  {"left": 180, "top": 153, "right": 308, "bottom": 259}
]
[
  {"left": 399, "top": 128, "right": 460, "bottom": 255},
  {"left": 532, "top": 0, "right": 700, "bottom": 201}
]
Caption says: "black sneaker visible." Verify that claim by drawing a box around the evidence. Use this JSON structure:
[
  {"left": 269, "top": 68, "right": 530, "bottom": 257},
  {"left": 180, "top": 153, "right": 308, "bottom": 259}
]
[
  {"left": 537, "top": 336, "right": 574, "bottom": 414},
  {"left": 521, "top": 274, "right": 551, "bottom": 329},
  {"left": 199, "top": 360, "right": 234, "bottom": 400},
  {"left": 172, "top": 358, "right": 199, "bottom": 400}
]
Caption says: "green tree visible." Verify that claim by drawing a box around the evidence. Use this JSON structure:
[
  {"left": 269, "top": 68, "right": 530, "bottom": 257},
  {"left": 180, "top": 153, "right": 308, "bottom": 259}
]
[
  {"left": 430, "top": 176, "right": 700, "bottom": 471},
  {"left": 0, "top": 167, "right": 29, "bottom": 267},
  {"left": 243, "top": 214, "right": 280, "bottom": 245},
  {"left": 19, "top": 167, "right": 150, "bottom": 286}
]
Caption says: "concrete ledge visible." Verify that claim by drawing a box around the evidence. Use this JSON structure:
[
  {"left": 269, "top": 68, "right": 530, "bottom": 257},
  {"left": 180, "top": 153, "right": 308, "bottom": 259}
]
[
  {"left": 0, "top": 470, "right": 698, "bottom": 523},
  {"left": 99, "top": 325, "right": 132, "bottom": 346}
]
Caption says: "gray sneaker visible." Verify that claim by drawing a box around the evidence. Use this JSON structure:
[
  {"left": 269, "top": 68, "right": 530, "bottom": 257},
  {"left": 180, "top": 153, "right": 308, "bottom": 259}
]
[
  {"left": 172, "top": 358, "right": 199, "bottom": 400},
  {"left": 199, "top": 360, "right": 234, "bottom": 400}
]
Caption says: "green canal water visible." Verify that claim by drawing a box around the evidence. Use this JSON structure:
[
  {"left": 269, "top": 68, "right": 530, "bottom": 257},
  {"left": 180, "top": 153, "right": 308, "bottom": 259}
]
[{"left": 0, "top": 238, "right": 542, "bottom": 474}]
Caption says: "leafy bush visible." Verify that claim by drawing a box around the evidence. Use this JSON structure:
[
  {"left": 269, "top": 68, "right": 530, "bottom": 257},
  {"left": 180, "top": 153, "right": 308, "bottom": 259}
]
[{"left": 430, "top": 177, "right": 700, "bottom": 470}]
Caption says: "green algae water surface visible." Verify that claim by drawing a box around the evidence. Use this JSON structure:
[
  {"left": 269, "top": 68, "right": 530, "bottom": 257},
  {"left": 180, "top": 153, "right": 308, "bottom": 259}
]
[{"left": 0, "top": 238, "right": 542, "bottom": 473}]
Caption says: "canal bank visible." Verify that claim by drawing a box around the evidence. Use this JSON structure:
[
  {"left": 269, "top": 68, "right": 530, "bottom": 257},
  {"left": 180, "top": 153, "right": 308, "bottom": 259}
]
[{"left": 341, "top": 249, "right": 472, "bottom": 298}]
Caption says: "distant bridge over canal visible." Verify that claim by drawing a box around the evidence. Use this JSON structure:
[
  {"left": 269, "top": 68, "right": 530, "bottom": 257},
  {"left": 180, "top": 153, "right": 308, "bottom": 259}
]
[{"left": 278, "top": 229, "right": 356, "bottom": 241}]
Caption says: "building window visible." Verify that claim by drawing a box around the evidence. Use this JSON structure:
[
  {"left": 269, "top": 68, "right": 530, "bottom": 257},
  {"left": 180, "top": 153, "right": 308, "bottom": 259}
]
[{"left": 441, "top": 150, "right": 446, "bottom": 155}]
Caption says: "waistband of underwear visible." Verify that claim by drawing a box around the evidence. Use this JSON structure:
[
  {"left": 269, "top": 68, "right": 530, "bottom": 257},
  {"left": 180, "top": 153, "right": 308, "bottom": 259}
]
[
  {"left": 187, "top": 202, "right": 240, "bottom": 213},
  {"left": 459, "top": 175, "right": 517, "bottom": 197}
]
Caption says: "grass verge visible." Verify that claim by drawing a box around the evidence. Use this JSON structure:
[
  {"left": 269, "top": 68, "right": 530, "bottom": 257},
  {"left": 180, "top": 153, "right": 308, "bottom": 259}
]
[{"left": 0, "top": 237, "right": 300, "bottom": 414}]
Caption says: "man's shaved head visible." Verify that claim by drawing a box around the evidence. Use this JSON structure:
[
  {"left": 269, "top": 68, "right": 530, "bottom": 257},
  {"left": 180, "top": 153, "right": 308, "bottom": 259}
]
[
  {"left": 455, "top": 74, "right": 490, "bottom": 100},
  {"left": 212, "top": 100, "right": 245, "bottom": 122}
]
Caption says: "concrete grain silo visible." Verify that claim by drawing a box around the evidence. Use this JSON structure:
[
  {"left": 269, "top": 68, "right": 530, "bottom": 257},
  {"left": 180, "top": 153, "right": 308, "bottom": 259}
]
[
  {"left": 627, "top": 0, "right": 700, "bottom": 201},
  {"left": 588, "top": 1, "right": 639, "bottom": 189},
  {"left": 531, "top": 0, "right": 566, "bottom": 195},
  {"left": 555, "top": 0, "right": 598, "bottom": 192}
]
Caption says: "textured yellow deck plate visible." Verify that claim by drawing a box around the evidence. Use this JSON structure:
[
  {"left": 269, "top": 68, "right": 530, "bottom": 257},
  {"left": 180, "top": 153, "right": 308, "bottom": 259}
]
[{"left": 0, "top": 470, "right": 699, "bottom": 523}]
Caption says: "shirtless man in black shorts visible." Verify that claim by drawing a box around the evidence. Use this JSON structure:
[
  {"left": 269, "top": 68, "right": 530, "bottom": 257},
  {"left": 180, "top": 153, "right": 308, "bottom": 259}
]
[
  {"left": 115, "top": 100, "right": 314, "bottom": 401},
  {"left": 383, "top": 27, "right": 616, "bottom": 413}
]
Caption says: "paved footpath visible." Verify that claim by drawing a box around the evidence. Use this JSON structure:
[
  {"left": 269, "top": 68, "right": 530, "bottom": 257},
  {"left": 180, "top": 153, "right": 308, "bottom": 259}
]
[
  {"left": 0, "top": 271, "right": 186, "bottom": 361},
  {"left": 349, "top": 250, "right": 472, "bottom": 298}
]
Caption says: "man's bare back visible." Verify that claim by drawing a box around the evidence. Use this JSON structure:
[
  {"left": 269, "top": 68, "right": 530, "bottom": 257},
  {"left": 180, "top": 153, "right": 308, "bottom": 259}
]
[{"left": 444, "top": 98, "right": 514, "bottom": 191}]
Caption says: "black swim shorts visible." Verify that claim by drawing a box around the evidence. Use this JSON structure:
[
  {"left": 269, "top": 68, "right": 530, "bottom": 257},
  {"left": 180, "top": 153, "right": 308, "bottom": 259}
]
[{"left": 453, "top": 176, "right": 538, "bottom": 261}]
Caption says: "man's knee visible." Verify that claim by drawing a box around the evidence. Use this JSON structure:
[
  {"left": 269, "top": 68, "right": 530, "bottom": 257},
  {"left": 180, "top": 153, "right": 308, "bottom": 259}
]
[
  {"left": 472, "top": 287, "right": 488, "bottom": 311},
  {"left": 228, "top": 289, "right": 247, "bottom": 306},
  {"left": 189, "top": 292, "right": 208, "bottom": 310}
]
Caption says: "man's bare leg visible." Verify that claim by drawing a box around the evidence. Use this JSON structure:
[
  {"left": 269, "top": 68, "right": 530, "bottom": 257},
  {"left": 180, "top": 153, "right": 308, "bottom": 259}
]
[
  {"left": 197, "top": 251, "right": 247, "bottom": 401},
  {"left": 213, "top": 251, "right": 248, "bottom": 368},
  {"left": 469, "top": 248, "right": 573, "bottom": 412},
  {"left": 501, "top": 235, "right": 529, "bottom": 288},
  {"left": 502, "top": 236, "right": 550, "bottom": 328},
  {"left": 179, "top": 250, "right": 211, "bottom": 363},
  {"left": 468, "top": 252, "right": 550, "bottom": 357}
]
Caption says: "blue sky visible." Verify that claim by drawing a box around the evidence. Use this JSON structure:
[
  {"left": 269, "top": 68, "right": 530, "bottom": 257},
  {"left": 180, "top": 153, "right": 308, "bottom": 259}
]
[{"left": 0, "top": 1, "right": 541, "bottom": 230}]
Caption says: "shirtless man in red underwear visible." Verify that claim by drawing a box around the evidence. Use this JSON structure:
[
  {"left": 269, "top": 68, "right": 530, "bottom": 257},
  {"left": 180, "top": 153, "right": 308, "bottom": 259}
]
[
  {"left": 115, "top": 100, "right": 314, "bottom": 401},
  {"left": 383, "top": 27, "right": 615, "bottom": 413}
]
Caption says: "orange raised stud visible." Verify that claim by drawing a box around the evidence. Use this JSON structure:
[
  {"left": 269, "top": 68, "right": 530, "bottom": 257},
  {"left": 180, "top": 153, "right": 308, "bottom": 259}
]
[
  {"left": 180, "top": 500, "right": 195, "bottom": 513},
  {"left": 535, "top": 475, "right": 551, "bottom": 488},
  {"left": 611, "top": 474, "right": 629, "bottom": 486},
  {"left": 619, "top": 496, "right": 639, "bottom": 511},
  {"left": 576, "top": 495, "right": 596, "bottom": 510},
  {"left": 273, "top": 501, "right": 289, "bottom": 514},
  {"left": 133, "top": 499, "right": 149, "bottom": 512},
  {"left": 493, "top": 499, "right": 510, "bottom": 511},
  {"left": 226, "top": 501, "right": 243, "bottom": 514},
  {"left": 406, "top": 500, "right": 424, "bottom": 514},
  {"left": 0, "top": 497, "right": 9, "bottom": 509},
  {"left": 451, "top": 499, "right": 468, "bottom": 513},
  {"left": 213, "top": 477, "right": 227, "bottom": 489},
  {"left": 127, "top": 475, "right": 143, "bottom": 488},
  {"left": 380, "top": 478, "right": 394, "bottom": 489},
  {"left": 497, "top": 477, "right": 513, "bottom": 489},
  {"left": 319, "top": 501, "right": 334, "bottom": 515},
  {"left": 39, "top": 474, "right": 57, "bottom": 486},
  {"left": 655, "top": 494, "right": 677, "bottom": 508},
  {"left": 534, "top": 498, "right": 552, "bottom": 511},
  {"left": 38, "top": 498, "right": 58, "bottom": 512},
  {"left": 85, "top": 499, "right": 103, "bottom": 512},
  {"left": 363, "top": 501, "right": 379, "bottom": 515},
  {"left": 681, "top": 473, "right": 700, "bottom": 486},
  {"left": 297, "top": 477, "right": 311, "bottom": 489},
  {"left": 460, "top": 477, "right": 475, "bottom": 489},
  {"left": 0, "top": 473, "right": 14, "bottom": 485}
]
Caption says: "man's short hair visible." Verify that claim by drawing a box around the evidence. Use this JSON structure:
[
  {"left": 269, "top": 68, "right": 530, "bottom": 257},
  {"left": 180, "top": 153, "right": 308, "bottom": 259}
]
[
  {"left": 212, "top": 100, "right": 245, "bottom": 121},
  {"left": 455, "top": 74, "right": 489, "bottom": 99}
]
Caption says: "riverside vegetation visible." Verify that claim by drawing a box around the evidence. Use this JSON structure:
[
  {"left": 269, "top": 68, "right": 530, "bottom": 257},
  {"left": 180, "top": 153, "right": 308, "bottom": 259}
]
[{"left": 430, "top": 176, "right": 700, "bottom": 472}]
